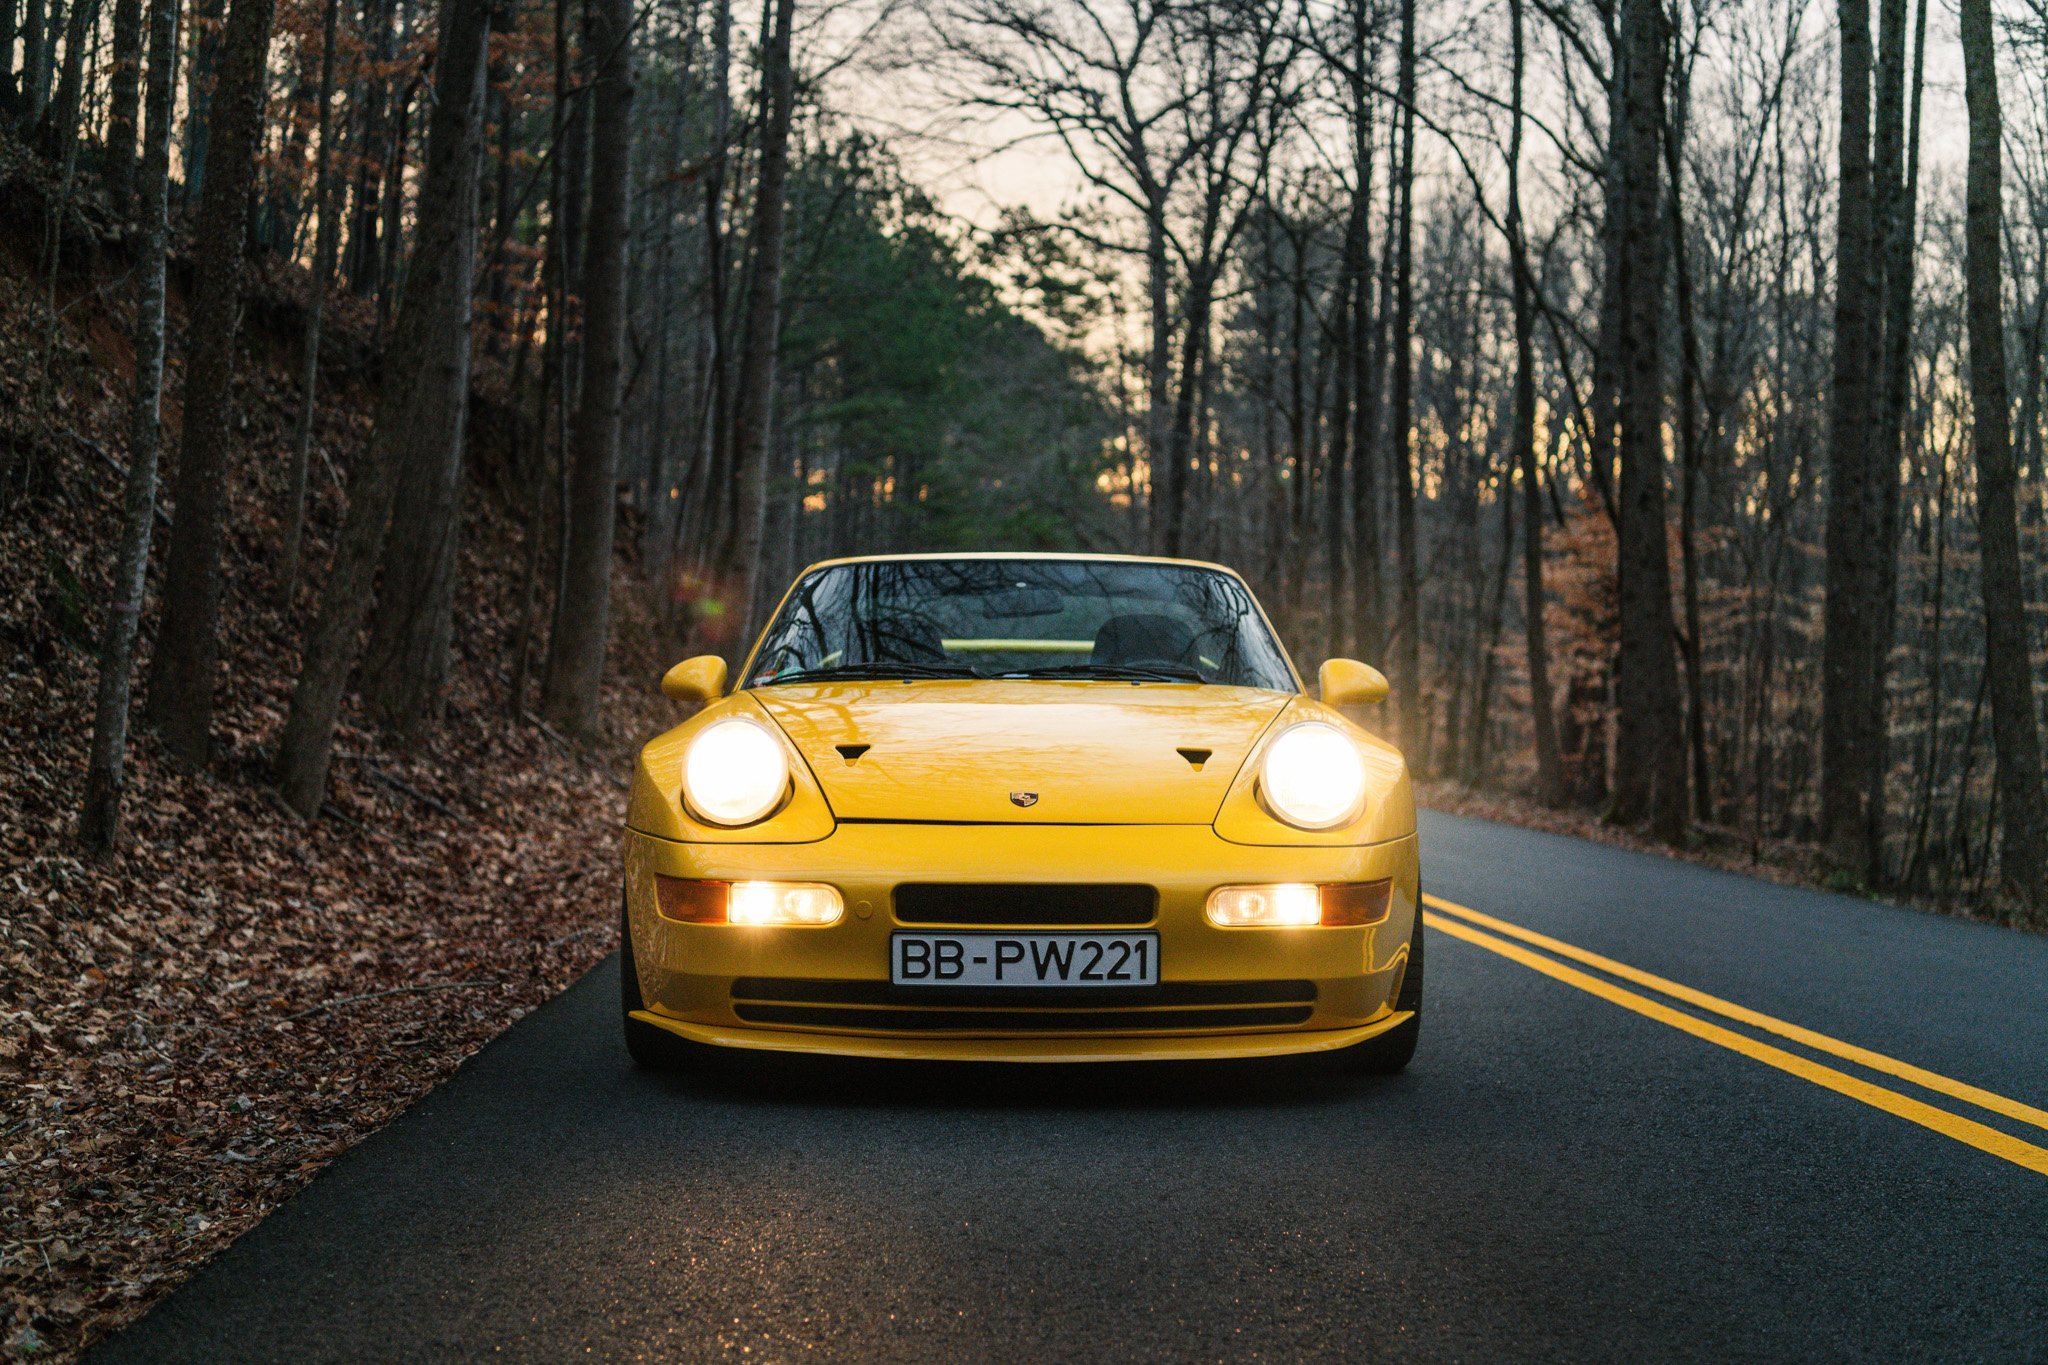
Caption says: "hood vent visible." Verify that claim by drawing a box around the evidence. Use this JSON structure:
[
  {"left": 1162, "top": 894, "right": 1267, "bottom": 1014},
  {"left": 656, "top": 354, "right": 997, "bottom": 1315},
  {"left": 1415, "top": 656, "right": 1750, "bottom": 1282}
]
[{"left": 1177, "top": 747, "right": 1213, "bottom": 770}]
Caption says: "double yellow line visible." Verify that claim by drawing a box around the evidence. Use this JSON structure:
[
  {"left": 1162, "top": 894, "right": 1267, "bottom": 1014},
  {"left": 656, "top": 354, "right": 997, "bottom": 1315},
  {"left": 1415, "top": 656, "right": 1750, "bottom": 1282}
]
[{"left": 1422, "top": 894, "right": 2048, "bottom": 1178}]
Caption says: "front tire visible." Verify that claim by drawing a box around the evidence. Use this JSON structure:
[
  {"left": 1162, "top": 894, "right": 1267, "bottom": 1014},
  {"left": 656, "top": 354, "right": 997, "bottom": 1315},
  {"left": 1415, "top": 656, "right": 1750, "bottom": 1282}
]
[
  {"left": 1337, "top": 885, "right": 1424, "bottom": 1075},
  {"left": 621, "top": 896, "right": 698, "bottom": 1070}
]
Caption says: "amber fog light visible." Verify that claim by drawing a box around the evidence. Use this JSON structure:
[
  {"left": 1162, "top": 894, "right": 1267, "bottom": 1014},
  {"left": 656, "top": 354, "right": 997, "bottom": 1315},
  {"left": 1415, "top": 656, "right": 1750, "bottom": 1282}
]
[
  {"left": 1206, "top": 879, "right": 1393, "bottom": 927},
  {"left": 654, "top": 876, "right": 842, "bottom": 926}
]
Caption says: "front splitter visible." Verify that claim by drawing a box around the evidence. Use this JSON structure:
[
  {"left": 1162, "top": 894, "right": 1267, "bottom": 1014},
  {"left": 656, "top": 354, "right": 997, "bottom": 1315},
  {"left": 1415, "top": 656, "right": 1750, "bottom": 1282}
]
[{"left": 629, "top": 1007, "right": 1412, "bottom": 1063}]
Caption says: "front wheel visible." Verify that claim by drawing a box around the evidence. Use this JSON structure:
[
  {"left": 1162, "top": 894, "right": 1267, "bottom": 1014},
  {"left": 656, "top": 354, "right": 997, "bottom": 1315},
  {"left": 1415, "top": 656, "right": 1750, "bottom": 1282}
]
[
  {"left": 621, "top": 896, "right": 700, "bottom": 1070},
  {"left": 1336, "top": 886, "right": 1424, "bottom": 1076}
]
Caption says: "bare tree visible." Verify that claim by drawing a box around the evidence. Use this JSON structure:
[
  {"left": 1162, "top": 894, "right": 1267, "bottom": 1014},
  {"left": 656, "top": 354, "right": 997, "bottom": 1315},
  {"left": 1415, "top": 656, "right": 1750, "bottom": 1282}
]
[
  {"left": 540, "top": 0, "right": 637, "bottom": 730},
  {"left": 41, "top": 0, "right": 101, "bottom": 157},
  {"left": 1820, "top": 0, "right": 1884, "bottom": 877},
  {"left": 1609, "top": 0, "right": 1686, "bottom": 839},
  {"left": 80, "top": 0, "right": 180, "bottom": 854},
  {"left": 935, "top": 0, "right": 1227, "bottom": 551},
  {"left": 1959, "top": 0, "right": 2047, "bottom": 911},
  {"left": 275, "top": 0, "right": 496, "bottom": 816},
  {"left": 1390, "top": 0, "right": 1420, "bottom": 756},
  {"left": 279, "top": 0, "right": 344, "bottom": 607},
  {"left": 107, "top": 0, "right": 146, "bottom": 209},
  {"left": 1508, "top": 0, "right": 1561, "bottom": 803},
  {"left": 141, "top": 0, "right": 277, "bottom": 767},
  {"left": 724, "top": 0, "right": 796, "bottom": 638}
]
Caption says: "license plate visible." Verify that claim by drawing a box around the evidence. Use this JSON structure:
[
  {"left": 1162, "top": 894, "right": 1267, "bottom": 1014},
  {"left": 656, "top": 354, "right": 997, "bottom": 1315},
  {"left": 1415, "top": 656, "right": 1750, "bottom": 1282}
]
[{"left": 890, "top": 932, "right": 1160, "bottom": 987}]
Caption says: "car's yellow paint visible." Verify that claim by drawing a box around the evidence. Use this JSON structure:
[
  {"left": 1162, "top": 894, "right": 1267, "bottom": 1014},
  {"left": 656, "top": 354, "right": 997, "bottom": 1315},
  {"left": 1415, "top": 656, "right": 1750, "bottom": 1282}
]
[
  {"left": 1319, "top": 657, "right": 1390, "bottom": 708},
  {"left": 622, "top": 552, "right": 1421, "bottom": 1062},
  {"left": 756, "top": 680, "right": 1291, "bottom": 824},
  {"left": 661, "top": 654, "right": 728, "bottom": 705}
]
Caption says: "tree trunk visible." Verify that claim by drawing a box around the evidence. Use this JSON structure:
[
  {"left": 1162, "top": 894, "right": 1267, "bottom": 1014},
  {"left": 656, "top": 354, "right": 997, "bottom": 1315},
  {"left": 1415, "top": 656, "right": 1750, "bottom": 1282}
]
[
  {"left": 1609, "top": 0, "right": 1687, "bottom": 841},
  {"left": 1324, "top": 249, "right": 1355, "bottom": 667},
  {"left": 1664, "top": 51, "right": 1713, "bottom": 822},
  {"left": 539, "top": 0, "right": 635, "bottom": 732},
  {"left": 1508, "top": 0, "right": 1561, "bottom": 804},
  {"left": 1346, "top": 8, "right": 1381, "bottom": 664},
  {"left": 273, "top": 0, "right": 494, "bottom": 817},
  {"left": 106, "top": 0, "right": 145, "bottom": 209},
  {"left": 80, "top": 0, "right": 179, "bottom": 855},
  {"left": 512, "top": 0, "right": 581, "bottom": 714},
  {"left": 180, "top": 0, "right": 227, "bottom": 208},
  {"left": 725, "top": 0, "right": 795, "bottom": 645},
  {"left": 1160, "top": 269, "right": 1218, "bottom": 560},
  {"left": 1867, "top": 0, "right": 1927, "bottom": 868},
  {"left": 1391, "top": 0, "right": 1420, "bottom": 759},
  {"left": 1143, "top": 201, "right": 1172, "bottom": 553},
  {"left": 1468, "top": 470, "right": 1515, "bottom": 784},
  {"left": 21, "top": 0, "right": 50, "bottom": 124},
  {"left": 1959, "top": 0, "right": 2048, "bottom": 912},
  {"left": 344, "top": 0, "right": 394, "bottom": 293},
  {"left": 141, "top": 0, "right": 277, "bottom": 768},
  {"left": 280, "top": 0, "right": 343, "bottom": 608},
  {"left": 355, "top": 0, "right": 494, "bottom": 736},
  {"left": 374, "top": 69, "right": 419, "bottom": 332},
  {"left": 2, "top": 0, "right": 17, "bottom": 115},
  {"left": 680, "top": 0, "right": 731, "bottom": 581},
  {"left": 42, "top": 0, "right": 98, "bottom": 157},
  {"left": 1820, "top": 0, "right": 1884, "bottom": 877}
]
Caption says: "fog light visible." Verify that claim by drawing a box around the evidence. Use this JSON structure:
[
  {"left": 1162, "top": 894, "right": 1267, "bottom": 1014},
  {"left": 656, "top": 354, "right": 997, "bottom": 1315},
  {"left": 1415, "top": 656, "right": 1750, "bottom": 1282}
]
[
  {"left": 1206, "top": 879, "right": 1394, "bottom": 927},
  {"left": 728, "top": 881, "right": 842, "bottom": 926},
  {"left": 1207, "top": 884, "right": 1321, "bottom": 927},
  {"left": 654, "top": 876, "right": 842, "bottom": 925}
]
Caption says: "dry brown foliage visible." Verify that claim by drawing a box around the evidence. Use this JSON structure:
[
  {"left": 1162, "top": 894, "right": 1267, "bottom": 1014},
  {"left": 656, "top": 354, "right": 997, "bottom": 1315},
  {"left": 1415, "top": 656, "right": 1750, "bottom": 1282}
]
[{"left": 0, "top": 139, "right": 673, "bottom": 1360}]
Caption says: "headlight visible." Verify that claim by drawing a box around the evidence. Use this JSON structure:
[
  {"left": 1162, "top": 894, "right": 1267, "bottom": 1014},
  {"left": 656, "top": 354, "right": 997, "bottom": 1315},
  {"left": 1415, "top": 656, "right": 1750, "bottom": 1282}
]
[
  {"left": 682, "top": 718, "right": 790, "bottom": 826},
  {"left": 1258, "top": 721, "right": 1367, "bottom": 830}
]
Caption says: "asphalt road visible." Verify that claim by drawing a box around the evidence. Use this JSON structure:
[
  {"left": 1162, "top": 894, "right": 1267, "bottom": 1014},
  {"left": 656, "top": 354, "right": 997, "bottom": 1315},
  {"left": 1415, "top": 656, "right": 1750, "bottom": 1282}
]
[{"left": 93, "top": 810, "right": 2048, "bottom": 1362}]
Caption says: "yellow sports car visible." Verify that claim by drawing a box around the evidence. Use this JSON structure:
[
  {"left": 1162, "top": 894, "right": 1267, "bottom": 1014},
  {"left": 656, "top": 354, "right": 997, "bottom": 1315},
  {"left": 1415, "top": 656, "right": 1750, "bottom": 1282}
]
[{"left": 621, "top": 553, "right": 1422, "bottom": 1071}]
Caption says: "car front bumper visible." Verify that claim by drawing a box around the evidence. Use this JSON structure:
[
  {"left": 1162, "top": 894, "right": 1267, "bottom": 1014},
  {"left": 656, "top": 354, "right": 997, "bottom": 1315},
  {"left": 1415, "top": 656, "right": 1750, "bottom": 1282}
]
[{"left": 623, "top": 823, "right": 1420, "bottom": 1062}]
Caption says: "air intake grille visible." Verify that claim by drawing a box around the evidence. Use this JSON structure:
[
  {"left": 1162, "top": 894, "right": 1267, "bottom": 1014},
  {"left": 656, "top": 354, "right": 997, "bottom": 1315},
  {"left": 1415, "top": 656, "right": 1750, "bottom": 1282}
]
[
  {"left": 892, "top": 883, "right": 1156, "bottom": 926},
  {"left": 728, "top": 977, "right": 1316, "bottom": 1035}
]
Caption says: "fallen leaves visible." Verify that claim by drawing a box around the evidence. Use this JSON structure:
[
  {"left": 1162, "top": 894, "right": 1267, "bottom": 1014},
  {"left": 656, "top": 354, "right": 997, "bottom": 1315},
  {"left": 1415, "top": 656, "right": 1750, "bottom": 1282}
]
[{"left": 0, "top": 134, "right": 675, "bottom": 1363}]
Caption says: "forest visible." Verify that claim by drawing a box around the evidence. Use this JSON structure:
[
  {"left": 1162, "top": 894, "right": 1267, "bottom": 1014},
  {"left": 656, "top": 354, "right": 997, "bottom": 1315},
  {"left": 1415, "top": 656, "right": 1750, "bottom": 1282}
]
[
  {"left": 1, "top": 0, "right": 2046, "bottom": 1350},
  {"left": 0, "top": 0, "right": 2044, "bottom": 899}
]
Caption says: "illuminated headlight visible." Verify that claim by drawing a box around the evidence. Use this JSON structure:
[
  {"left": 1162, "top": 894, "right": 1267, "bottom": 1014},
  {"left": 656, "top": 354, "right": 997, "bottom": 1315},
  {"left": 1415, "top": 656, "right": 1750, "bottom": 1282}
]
[
  {"left": 655, "top": 877, "right": 843, "bottom": 926},
  {"left": 683, "top": 718, "right": 790, "bottom": 826},
  {"left": 1258, "top": 721, "right": 1368, "bottom": 830}
]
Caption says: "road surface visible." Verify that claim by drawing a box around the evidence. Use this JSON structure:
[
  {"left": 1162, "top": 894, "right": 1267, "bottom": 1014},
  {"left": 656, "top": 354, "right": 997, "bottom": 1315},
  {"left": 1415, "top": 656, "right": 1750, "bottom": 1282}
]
[{"left": 93, "top": 810, "right": 2048, "bottom": 1362}]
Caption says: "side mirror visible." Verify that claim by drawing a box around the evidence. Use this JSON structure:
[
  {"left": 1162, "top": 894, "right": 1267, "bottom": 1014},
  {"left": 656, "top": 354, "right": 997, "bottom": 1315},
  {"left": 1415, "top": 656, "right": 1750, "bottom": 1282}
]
[
  {"left": 661, "top": 655, "right": 729, "bottom": 706},
  {"left": 1319, "top": 658, "right": 1389, "bottom": 708}
]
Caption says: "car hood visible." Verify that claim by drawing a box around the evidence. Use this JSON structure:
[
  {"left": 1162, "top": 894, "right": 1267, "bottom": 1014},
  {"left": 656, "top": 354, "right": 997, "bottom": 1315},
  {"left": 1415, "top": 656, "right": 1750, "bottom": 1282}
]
[{"left": 751, "top": 680, "right": 1294, "bottom": 824}]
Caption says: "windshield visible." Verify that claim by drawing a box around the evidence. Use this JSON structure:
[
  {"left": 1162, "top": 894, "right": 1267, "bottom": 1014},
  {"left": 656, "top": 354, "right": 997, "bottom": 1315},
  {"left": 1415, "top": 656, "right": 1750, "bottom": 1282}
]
[{"left": 746, "top": 559, "right": 1298, "bottom": 691}]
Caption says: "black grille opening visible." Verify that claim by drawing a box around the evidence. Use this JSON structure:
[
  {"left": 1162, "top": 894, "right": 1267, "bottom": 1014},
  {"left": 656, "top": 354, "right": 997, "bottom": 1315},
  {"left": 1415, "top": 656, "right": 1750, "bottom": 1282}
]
[{"left": 893, "top": 883, "right": 1156, "bottom": 926}]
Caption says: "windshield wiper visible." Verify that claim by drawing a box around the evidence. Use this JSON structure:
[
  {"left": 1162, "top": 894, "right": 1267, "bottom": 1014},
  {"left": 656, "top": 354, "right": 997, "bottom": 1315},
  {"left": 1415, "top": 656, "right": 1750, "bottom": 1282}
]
[
  {"left": 1002, "top": 663, "right": 1205, "bottom": 683},
  {"left": 759, "top": 661, "right": 984, "bottom": 685}
]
